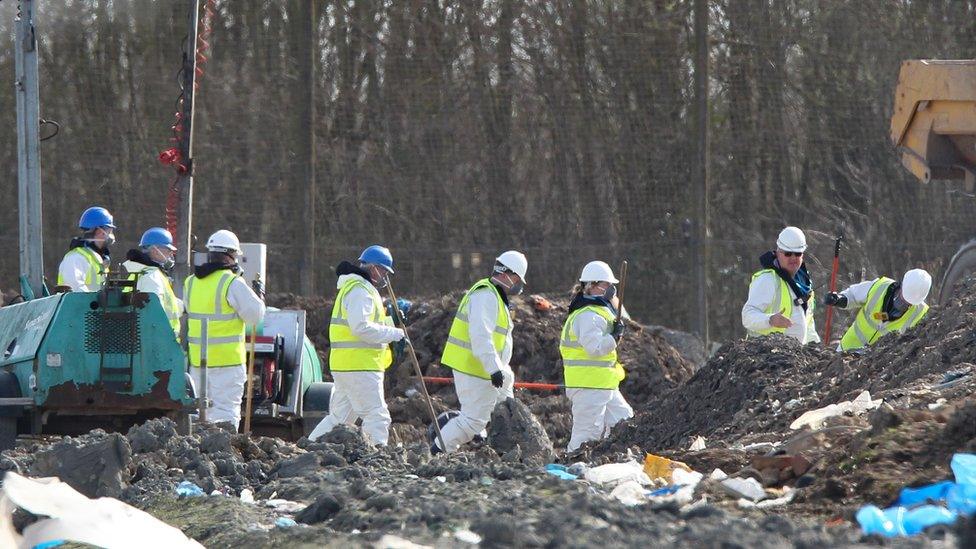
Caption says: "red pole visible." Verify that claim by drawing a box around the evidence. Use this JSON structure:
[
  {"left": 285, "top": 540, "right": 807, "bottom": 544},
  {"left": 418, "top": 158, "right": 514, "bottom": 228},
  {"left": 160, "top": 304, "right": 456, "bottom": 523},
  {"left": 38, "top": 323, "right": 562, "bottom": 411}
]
[
  {"left": 421, "top": 376, "right": 562, "bottom": 392},
  {"left": 823, "top": 235, "right": 843, "bottom": 345}
]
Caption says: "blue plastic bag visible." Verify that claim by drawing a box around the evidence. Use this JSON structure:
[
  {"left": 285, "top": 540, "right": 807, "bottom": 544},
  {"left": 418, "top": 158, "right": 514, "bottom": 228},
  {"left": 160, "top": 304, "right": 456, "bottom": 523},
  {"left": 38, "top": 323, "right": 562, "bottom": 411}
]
[
  {"left": 176, "top": 480, "right": 205, "bottom": 497},
  {"left": 947, "top": 482, "right": 976, "bottom": 514},
  {"left": 952, "top": 454, "right": 976, "bottom": 487},
  {"left": 544, "top": 463, "right": 578, "bottom": 481},
  {"left": 902, "top": 505, "right": 958, "bottom": 535},
  {"left": 856, "top": 505, "right": 904, "bottom": 537},
  {"left": 895, "top": 480, "right": 955, "bottom": 507}
]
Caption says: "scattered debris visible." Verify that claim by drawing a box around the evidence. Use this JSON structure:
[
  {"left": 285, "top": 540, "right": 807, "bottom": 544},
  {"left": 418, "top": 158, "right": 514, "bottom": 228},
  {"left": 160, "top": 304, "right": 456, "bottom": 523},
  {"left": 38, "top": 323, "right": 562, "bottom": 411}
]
[
  {"left": 789, "top": 391, "right": 882, "bottom": 430},
  {"left": 0, "top": 471, "right": 203, "bottom": 548}
]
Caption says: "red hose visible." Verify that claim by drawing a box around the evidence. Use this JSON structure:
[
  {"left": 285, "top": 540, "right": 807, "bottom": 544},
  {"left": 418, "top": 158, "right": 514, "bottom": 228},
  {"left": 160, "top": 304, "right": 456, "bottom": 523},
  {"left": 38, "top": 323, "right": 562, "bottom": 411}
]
[{"left": 421, "top": 376, "right": 562, "bottom": 392}]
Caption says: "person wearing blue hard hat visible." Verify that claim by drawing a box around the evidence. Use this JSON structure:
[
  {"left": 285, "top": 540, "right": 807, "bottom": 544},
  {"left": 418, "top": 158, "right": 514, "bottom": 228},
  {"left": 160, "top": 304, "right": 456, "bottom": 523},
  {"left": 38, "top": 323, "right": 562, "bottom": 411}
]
[
  {"left": 122, "top": 227, "right": 184, "bottom": 337},
  {"left": 308, "top": 244, "right": 407, "bottom": 446},
  {"left": 56, "top": 206, "right": 116, "bottom": 291}
]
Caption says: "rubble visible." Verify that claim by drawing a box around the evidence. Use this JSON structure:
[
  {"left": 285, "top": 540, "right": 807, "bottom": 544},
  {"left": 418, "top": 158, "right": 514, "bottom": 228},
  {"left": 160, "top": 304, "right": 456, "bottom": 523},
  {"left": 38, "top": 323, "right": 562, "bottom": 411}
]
[{"left": 486, "top": 398, "right": 555, "bottom": 467}]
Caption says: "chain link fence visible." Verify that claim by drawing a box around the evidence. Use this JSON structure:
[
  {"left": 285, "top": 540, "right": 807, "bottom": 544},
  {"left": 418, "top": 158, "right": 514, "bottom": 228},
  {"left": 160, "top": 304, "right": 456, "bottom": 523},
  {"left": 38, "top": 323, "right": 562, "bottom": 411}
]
[{"left": 0, "top": 0, "right": 974, "bottom": 342}]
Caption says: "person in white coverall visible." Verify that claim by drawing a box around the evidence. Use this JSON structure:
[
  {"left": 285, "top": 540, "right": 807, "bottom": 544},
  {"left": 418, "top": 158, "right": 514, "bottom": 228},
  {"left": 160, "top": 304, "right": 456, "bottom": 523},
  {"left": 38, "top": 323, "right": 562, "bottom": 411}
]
[
  {"left": 308, "top": 245, "right": 407, "bottom": 446},
  {"left": 184, "top": 230, "right": 266, "bottom": 431},
  {"left": 562, "top": 261, "right": 633, "bottom": 452},
  {"left": 57, "top": 206, "right": 116, "bottom": 292},
  {"left": 431, "top": 250, "right": 527, "bottom": 454},
  {"left": 122, "top": 227, "right": 184, "bottom": 338},
  {"left": 741, "top": 226, "right": 821, "bottom": 344},
  {"left": 823, "top": 268, "right": 932, "bottom": 352}
]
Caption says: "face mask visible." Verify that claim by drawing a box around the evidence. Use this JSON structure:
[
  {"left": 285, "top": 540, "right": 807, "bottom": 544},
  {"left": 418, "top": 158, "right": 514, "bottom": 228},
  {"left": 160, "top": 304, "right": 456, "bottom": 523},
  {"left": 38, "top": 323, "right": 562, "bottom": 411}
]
[
  {"left": 160, "top": 257, "right": 176, "bottom": 271},
  {"left": 104, "top": 231, "right": 116, "bottom": 247},
  {"left": 496, "top": 273, "right": 523, "bottom": 296},
  {"left": 371, "top": 267, "right": 389, "bottom": 289},
  {"left": 603, "top": 285, "right": 617, "bottom": 302}
]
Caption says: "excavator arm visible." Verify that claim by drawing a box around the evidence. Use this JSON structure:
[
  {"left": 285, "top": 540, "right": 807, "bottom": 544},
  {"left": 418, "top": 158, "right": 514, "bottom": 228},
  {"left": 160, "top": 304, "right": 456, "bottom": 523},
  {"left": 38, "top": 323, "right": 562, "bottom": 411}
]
[{"left": 890, "top": 60, "right": 976, "bottom": 186}]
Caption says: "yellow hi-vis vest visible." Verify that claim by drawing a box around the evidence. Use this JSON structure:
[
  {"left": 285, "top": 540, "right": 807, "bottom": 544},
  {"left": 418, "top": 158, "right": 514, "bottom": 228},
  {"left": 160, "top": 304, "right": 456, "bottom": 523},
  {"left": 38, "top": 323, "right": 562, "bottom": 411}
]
[
  {"left": 125, "top": 265, "right": 182, "bottom": 337},
  {"left": 560, "top": 305, "right": 625, "bottom": 390},
  {"left": 840, "top": 277, "right": 929, "bottom": 351},
  {"left": 184, "top": 270, "right": 245, "bottom": 367},
  {"left": 329, "top": 277, "right": 394, "bottom": 372},
  {"left": 747, "top": 269, "right": 814, "bottom": 337},
  {"left": 56, "top": 246, "right": 105, "bottom": 289},
  {"left": 440, "top": 279, "right": 511, "bottom": 380}
]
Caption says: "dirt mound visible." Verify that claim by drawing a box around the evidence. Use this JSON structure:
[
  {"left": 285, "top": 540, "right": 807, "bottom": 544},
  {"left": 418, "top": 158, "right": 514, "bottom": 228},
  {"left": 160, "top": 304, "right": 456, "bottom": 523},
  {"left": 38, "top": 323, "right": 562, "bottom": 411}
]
[
  {"left": 1, "top": 418, "right": 879, "bottom": 547},
  {"left": 592, "top": 335, "right": 833, "bottom": 454},
  {"left": 819, "top": 277, "right": 976, "bottom": 403}
]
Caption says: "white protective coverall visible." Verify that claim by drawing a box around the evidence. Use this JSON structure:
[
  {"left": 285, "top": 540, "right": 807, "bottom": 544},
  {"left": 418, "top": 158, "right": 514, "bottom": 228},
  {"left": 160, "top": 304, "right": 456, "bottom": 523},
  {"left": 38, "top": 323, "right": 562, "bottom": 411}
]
[
  {"left": 189, "top": 275, "right": 265, "bottom": 430},
  {"left": 58, "top": 249, "right": 106, "bottom": 292},
  {"left": 308, "top": 273, "right": 405, "bottom": 445},
  {"left": 565, "top": 309, "right": 634, "bottom": 452},
  {"left": 438, "top": 286, "right": 516, "bottom": 452},
  {"left": 122, "top": 259, "right": 184, "bottom": 327},
  {"left": 741, "top": 271, "right": 821, "bottom": 344}
]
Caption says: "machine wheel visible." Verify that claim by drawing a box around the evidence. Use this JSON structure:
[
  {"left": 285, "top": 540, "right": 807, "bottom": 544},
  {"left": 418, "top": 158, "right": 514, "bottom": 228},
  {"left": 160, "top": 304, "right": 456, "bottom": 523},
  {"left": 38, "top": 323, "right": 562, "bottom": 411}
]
[
  {"left": 940, "top": 239, "right": 976, "bottom": 306},
  {"left": 0, "top": 416, "right": 16, "bottom": 452},
  {"left": 301, "top": 382, "right": 333, "bottom": 438}
]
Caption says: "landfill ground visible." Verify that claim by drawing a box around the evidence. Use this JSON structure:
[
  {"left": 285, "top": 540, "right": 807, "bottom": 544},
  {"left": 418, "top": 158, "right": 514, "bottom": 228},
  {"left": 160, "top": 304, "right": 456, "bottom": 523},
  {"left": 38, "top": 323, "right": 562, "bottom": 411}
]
[{"left": 5, "top": 286, "right": 976, "bottom": 547}]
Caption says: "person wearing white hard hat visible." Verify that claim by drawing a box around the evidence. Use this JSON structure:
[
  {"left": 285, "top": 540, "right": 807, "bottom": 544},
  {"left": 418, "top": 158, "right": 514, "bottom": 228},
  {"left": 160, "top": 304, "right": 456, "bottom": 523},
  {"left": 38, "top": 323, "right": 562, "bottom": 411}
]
[
  {"left": 742, "top": 226, "right": 821, "bottom": 344},
  {"left": 432, "top": 250, "right": 527, "bottom": 454},
  {"left": 308, "top": 245, "right": 407, "bottom": 446},
  {"left": 823, "top": 269, "right": 931, "bottom": 352},
  {"left": 183, "top": 229, "right": 266, "bottom": 431},
  {"left": 561, "top": 261, "right": 633, "bottom": 452}
]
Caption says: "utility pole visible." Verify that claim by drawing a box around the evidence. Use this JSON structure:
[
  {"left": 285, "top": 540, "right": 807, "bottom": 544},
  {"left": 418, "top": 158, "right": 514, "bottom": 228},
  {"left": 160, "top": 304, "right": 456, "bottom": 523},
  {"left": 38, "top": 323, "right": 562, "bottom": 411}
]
[
  {"left": 298, "top": 0, "right": 317, "bottom": 296},
  {"left": 15, "top": 0, "right": 44, "bottom": 298},
  {"left": 693, "top": 0, "right": 710, "bottom": 346},
  {"left": 174, "top": 0, "right": 201, "bottom": 294}
]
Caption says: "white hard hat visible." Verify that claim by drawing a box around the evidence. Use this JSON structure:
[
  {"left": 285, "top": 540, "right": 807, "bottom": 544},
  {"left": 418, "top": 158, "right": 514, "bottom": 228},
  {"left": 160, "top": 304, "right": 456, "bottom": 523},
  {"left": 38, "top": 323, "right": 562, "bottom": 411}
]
[
  {"left": 579, "top": 261, "right": 619, "bottom": 283},
  {"left": 901, "top": 269, "right": 932, "bottom": 305},
  {"left": 206, "top": 229, "right": 242, "bottom": 254},
  {"left": 776, "top": 226, "right": 807, "bottom": 253},
  {"left": 495, "top": 250, "right": 528, "bottom": 282}
]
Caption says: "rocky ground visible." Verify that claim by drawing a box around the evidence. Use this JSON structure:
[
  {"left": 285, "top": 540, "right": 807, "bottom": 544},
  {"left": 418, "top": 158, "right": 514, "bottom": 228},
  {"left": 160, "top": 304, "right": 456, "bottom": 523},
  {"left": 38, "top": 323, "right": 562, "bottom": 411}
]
[{"left": 4, "top": 285, "right": 976, "bottom": 546}]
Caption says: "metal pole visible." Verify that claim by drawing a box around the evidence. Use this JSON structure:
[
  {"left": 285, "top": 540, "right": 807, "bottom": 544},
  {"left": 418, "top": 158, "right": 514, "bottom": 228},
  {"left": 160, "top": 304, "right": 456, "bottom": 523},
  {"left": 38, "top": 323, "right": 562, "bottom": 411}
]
[
  {"left": 298, "top": 0, "right": 317, "bottom": 296},
  {"left": 692, "top": 0, "right": 710, "bottom": 346},
  {"left": 199, "top": 319, "right": 209, "bottom": 423},
  {"left": 15, "top": 0, "right": 44, "bottom": 298},
  {"left": 174, "top": 0, "right": 201, "bottom": 297}
]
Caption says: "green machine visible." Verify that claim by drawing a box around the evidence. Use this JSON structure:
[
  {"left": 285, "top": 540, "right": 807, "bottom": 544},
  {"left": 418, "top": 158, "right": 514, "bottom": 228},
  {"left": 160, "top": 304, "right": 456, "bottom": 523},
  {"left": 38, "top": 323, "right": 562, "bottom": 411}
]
[
  {"left": 0, "top": 280, "right": 193, "bottom": 449},
  {"left": 0, "top": 277, "right": 333, "bottom": 449}
]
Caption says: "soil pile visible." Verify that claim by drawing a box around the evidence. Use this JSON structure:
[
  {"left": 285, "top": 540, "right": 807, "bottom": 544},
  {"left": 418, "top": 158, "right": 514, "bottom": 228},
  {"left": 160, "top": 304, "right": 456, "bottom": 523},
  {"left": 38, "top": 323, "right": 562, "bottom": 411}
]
[
  {"left": 592, "top": 335, "right": 833, "bottom": 453},
  {"left": 0, "top": 419, "right": 890, "bottom": 547}
]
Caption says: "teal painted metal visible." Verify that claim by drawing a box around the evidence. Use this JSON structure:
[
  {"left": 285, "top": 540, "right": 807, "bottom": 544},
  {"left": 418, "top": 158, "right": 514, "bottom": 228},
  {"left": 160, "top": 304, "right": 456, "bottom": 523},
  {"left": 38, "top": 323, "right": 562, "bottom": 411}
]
[
  {"left": 301, "top": 334, "right": 323, "bottom": 390},
  {"left": 0, "top": 290, "right": 189, "bottom": 408}
]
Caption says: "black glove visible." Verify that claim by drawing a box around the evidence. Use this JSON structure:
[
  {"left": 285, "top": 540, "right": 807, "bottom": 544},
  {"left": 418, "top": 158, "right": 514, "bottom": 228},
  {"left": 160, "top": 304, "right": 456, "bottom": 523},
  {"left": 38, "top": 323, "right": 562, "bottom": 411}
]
[
  {"left": 824, "top": 292, "right": 847, "bottom": 308},
  {"left": 251, "top": 278, "right": 265, "bottom": 300},
  {"left": 490, "top": 371, "right": 505, "bottom": 388},
  {"left": 394, "top": 338, "right": 408, "bottom": 359},
  {"left": 611, "top": 320, "right": 626, "bottom": 341}
]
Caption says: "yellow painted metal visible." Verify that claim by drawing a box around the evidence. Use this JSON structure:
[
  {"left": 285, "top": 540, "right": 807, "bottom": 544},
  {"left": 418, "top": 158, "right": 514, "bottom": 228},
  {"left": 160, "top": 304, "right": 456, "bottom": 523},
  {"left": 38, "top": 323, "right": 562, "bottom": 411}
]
[{"left": 890, "top": 60, "right": 976, "bottom": 185}]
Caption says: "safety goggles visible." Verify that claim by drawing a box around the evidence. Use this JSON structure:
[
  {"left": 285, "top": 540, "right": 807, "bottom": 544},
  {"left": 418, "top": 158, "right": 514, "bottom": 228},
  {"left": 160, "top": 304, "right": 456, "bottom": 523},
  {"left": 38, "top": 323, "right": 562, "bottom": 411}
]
[{"left": 780, "top": 251, "right": 803, "bottom": 257}]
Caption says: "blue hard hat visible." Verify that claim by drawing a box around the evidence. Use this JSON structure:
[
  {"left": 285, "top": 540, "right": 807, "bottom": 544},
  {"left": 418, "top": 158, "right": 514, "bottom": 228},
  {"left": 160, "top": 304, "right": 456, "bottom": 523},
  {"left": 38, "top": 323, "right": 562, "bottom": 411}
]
[
  {"left": 78, "top": 206, "right": 116, "bottom": 230},
  {"left": 359, "top": 245, "right": 394, "bottom": 273},
  {"left": 140, "top": 227, "right": 177, "bottom": 250}
]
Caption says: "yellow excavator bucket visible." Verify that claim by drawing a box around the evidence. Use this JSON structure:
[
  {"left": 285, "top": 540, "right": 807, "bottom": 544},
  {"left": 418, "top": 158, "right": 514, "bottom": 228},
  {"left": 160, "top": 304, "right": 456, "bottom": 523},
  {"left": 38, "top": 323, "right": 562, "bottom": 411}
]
[{"left": 890, "top": 60, "right": 976, "bottom": 185}]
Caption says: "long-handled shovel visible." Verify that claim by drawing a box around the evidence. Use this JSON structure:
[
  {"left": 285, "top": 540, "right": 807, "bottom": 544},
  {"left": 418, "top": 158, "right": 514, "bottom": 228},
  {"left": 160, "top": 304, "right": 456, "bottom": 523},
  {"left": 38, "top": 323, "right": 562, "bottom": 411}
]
[
  {"left": 823, "top": 235, "right": 843, "bottom": 345},
  {"left": 385, "top": 280, "right": 447, "bottom": 453}
]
